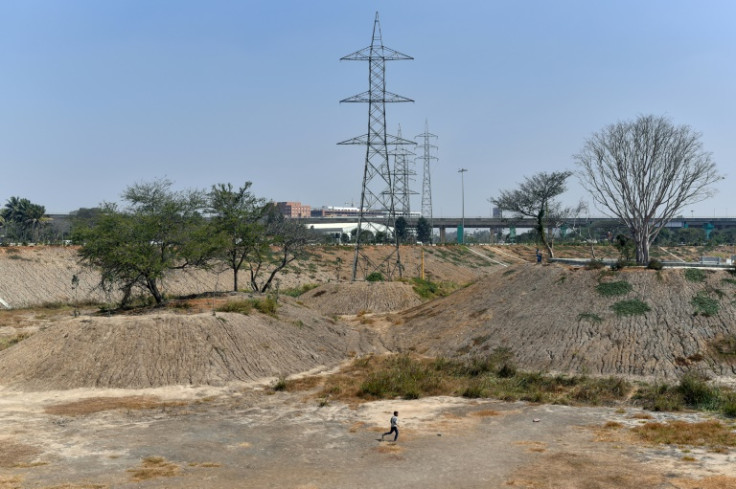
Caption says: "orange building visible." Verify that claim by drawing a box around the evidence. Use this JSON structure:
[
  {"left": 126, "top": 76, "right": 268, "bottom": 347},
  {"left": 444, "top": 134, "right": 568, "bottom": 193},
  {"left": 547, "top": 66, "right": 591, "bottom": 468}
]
[{"left": 275, "top": 201, "right": 311, "bottom": 219}]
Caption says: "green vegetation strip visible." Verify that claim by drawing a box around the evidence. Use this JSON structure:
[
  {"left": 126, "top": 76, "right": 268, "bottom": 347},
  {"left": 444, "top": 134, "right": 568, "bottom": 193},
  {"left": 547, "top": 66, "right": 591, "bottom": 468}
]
[
  {"left": 284, "top": 354, "right": 736, "bottom": 419},
  {"left": 595, "top": 280, "right": 633, "bottom": 296}
]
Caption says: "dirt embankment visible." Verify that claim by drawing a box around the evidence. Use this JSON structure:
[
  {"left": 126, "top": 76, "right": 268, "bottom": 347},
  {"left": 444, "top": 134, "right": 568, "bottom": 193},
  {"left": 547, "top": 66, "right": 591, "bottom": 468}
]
[
  {"left": 0, "top": 245, "right": 501, "bottom": 309},
  {"left": 0, "top": 300, "right": 386, "bottom": 391},
  {"left": 385, "top": 263, "right": 736, "bottom": 380}
]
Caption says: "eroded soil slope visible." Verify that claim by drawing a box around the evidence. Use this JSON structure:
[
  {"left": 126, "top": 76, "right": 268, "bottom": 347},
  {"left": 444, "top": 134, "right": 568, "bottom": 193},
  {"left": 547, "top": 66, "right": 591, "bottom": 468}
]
[
  {"left": 300, "top": 281, "right": 423, "bottom": 315},
  {"left": 385, "top": 263, "right": 736, "bottom": 380},
  {"left": 0, "top": 300, "right": 384, "bottom": 391}
]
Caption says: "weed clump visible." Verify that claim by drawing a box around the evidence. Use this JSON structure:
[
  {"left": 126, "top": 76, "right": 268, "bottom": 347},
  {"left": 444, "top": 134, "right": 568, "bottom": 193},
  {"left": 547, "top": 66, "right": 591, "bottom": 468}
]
[
  {"left": 595, "top": 281, "right": 633, "bottom": 297},
  {"left": 610, "top": 299, "right": 650, "bottom": 316},
  {"left": 685, "top": 268, "right": 707, "bottom": 283},
  {"left": 691, "top": 292, "right": 720, "bottom": 317},
  {"left": 282, "top": 283, "right": 319, "bottom": 297}
]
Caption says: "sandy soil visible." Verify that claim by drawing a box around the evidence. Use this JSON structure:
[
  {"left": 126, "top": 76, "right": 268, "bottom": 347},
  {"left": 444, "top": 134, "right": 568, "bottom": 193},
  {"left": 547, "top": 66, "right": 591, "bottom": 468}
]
[
  {"left": 1, "top": 385, "right": 735, "bottom": 489},
  {"left": 3, "top": 245, "right": 736, "bottom": 487}
]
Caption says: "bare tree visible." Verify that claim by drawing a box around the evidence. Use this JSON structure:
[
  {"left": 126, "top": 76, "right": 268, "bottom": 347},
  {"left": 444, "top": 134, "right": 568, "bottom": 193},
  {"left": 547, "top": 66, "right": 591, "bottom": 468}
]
[
  {"left": 492, "top": 171, "right": 573, "bottom": 259},
  {"left": 575, "top": 115, "right": 722, "bottom": 264}
]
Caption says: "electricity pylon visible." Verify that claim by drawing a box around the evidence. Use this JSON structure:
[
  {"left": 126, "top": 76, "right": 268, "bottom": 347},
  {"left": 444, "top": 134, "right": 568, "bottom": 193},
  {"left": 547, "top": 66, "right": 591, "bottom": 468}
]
[
  {"left": 338, "top": 12, "right": 414, "bottom": 281},
  {"left": 391, "top": 125, "right": 417, "bottom": 218},
  {"left": 416, "top": 120, "right": 438, "bottom": 241}
]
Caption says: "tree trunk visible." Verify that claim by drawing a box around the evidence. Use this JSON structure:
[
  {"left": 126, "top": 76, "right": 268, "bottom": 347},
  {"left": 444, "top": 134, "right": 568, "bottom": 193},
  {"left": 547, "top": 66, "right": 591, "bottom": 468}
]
[
  {"left": 537, "top": 208, "right": 554, "bottom": 258},
  {"left": 634, "top": 230, "right": 649, "bottom": 265},
  {"left": 147, "top": 278, "right": 164, "bottom": 304},
  {"left": 233, "top": 268, "right": 239, "bottom": 292}
]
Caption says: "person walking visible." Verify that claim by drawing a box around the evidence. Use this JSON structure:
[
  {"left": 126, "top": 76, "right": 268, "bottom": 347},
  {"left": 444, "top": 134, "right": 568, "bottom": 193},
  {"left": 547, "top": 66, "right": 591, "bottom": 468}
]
[{"left": 381, "top": 411, "right": 399, "bottom": 442}]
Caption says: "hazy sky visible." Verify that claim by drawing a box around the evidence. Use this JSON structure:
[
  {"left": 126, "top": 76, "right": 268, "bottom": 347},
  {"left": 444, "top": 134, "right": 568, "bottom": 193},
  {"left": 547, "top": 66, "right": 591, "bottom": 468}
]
[{"left": 2, "top": 1, "right": 735, "bottom": 218}]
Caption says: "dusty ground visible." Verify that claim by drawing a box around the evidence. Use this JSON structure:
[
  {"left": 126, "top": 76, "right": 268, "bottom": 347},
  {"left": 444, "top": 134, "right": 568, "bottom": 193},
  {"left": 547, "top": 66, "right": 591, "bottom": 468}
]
[
  {"left": 1, "top": 385, "right": 736, "bottom": 489},
  {"left": 4, "top": 245, "right": 736, "bottom": 487}
]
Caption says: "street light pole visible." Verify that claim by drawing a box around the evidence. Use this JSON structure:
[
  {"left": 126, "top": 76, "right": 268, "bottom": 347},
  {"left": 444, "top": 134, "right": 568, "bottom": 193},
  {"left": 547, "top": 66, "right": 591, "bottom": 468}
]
[{"left": 458, "top": 168, "right": 468, "bottom": 244}]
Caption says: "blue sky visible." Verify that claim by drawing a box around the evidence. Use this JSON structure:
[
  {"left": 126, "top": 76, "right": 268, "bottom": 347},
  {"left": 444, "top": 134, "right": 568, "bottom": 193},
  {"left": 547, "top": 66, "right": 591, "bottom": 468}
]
[{"left": 1, "top": 1, "right": 735, "bottom": 218}]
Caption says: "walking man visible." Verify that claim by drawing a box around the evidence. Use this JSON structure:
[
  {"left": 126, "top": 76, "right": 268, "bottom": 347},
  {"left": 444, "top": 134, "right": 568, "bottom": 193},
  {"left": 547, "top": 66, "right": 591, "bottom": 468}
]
[{"left": 381, "top": 411, "right": 399, "bottom": 442}]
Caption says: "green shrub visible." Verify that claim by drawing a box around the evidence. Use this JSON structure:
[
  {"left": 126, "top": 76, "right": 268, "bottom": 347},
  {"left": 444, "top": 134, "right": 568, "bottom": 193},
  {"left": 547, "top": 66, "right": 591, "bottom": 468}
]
[
  {"left": 272, "top": 376, "right": 287, "bottom": 391},
  {"left": 634, "top": 383, "right": 684, "bottom": 412},
  {"left": 679, "top": 373, "right": 720, "bottom": 409},
  {"left": 411, "top": 277, "right": 439, "bottom": 299},
  {"left": 577, "top": 312, "right": 603, "bottom": 324},
  {"left": 691, "top": 292, "right": 720, "bottom": 317},
  {"left": 462, "top": 381, "right": 488, "bottom": 399},
  {"left": 685, "top": 268, "right": 707, "bottom": 283},
  {"left": 610, "top": 299, "right": 650, "bottom": 316},
  {"left": 252, "top": 296, "right": 278, "bottom": 316},
  {"left": 366, "top": 272, "right": 384, "bottom": 282},
  {"left": 216, "top": 300, "right": 253, "bottom": 315},
  {"left": 282, "top": 283, "right": 319, "bottom": 297},
  {"left": 584, "top": 260, "right": 605, "bottom": 270},
  {"left": 596, "top": 281, "right": 633, "bottom": 297},
  {"left": 647, "top": 259, "right": 663, "bottom": 270}
]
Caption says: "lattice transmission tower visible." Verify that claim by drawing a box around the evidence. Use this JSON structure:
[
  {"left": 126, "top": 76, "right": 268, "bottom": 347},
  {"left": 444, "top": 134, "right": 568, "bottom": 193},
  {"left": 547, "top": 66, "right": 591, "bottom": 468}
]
[
  {"left": 391, "top": 125, "right": 417, "bottom": 218},
  {"left": 416, "top": 120, "right": 438, "bottom": 240},
  {"left": 338, "top": 12, "right": 414, "bottom": 281}
]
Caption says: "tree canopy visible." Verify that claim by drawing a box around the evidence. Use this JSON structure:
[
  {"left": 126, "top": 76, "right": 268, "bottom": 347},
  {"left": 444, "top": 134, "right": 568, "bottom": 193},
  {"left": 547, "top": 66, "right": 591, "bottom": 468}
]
[
  {"left": 575, "top": 115, "right": 722, "bottom": 264},
  {"left": 75, "top": 180, "right": 216, "bottom": 306},
  {"left": 492, "top": 171, "right": 576, "bottom": 258}
]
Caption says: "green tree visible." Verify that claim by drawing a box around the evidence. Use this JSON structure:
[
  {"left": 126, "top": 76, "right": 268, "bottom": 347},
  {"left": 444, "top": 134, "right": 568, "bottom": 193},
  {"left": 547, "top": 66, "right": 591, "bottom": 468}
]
[
  {"left": 492, "top": 172, "right": 575, "bottom": 258},
  {"left": 76, "top": 180, "right": 215, "bottom": 306},
  {"left": 207, "top": 182, "right": 268, "bottom": 292},
  {"left": 416, "top": 216, "right": 432, "bottom": 244},
  {"left": 395, "top": 216, "right": 408, "bottom": 243},
  {"left": 247, "top": 211, "right": 312, "bottom": 292},
  {"left": 576, "top": 115, "right": 722, "bottom": 264},
  {"left": 1, "top": 196, "right": 49, "bottom": 242}
]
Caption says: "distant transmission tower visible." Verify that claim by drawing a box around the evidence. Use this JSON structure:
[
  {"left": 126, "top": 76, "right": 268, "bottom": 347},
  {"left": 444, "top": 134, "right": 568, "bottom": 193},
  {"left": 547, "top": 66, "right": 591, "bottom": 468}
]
[
  {"left": 391, "top": 125, "right": 417, "bottom": 218},
  {"left": 338, "top": 12, "right": 414, "bottom": 281},
  {"left": 416, "top": 120, "right": 438, "bottom": 240}
]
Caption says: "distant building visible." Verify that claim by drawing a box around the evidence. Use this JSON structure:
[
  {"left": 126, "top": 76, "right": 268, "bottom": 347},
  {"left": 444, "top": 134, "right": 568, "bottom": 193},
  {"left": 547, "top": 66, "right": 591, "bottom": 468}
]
[
  {"left": 493, "top": 207, "right": 502, "bottom": 218},
  {"left": 276, "top": 202, "right": 311, "bottom": 219},
  {"left": 311, "top": 206, "right": 361, "bottom": 218}
]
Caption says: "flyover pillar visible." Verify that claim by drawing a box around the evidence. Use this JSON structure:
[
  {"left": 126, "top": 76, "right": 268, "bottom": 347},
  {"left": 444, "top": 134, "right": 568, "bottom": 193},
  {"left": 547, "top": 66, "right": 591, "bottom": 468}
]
[{"left": 439, "top": 226, "right": 446, "bottom": 243}]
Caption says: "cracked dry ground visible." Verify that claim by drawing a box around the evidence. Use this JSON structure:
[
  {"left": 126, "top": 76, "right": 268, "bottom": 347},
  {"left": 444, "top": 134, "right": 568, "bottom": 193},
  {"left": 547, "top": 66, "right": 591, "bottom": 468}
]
[{"left": 2, "top": 387, "right": 736, "bottom": 489}]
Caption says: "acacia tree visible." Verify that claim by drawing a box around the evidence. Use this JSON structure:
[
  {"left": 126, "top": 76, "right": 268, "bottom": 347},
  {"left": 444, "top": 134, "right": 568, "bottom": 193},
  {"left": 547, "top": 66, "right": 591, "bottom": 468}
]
[
  {"left": 575, "top": 115, "right": 722, "bottom": 264},
  {"left": 77, "top": 180, "right": 215, "bottom": 306},
  {"left": 247, "top": 210, "right": 312, "bottom": 292},
  {"left": 492, "top": 171, "right": 573, "bottom": 259},
  {"left": 207, "top": 182, "right": 268, "bottom": 292}
]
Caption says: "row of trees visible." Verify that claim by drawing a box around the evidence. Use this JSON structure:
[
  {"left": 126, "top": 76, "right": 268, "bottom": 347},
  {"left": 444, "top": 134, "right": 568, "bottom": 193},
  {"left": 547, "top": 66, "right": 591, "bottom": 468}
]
[
  {"left": 74, "top": 180, "right": 310, "bottom": 307},
  {"left": 493, "top": 115, "right": 722, "bottom": 265}
]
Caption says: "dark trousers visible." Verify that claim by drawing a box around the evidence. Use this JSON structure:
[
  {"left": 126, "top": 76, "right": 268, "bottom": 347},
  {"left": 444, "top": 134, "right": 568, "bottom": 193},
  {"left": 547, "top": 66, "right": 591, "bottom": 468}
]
[{"left": 382, "top": 426, "right": 398, "bottom": 441}]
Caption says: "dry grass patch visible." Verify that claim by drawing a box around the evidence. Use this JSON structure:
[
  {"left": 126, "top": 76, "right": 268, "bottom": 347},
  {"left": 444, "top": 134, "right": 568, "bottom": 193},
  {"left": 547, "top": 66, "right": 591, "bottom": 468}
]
[
  {"left": 505, "top": 451, "right": 663, "bottom": 489},
  {"left": 44, "top": 396, "right": 188, "bottom": 416},
  {"left": 188, "top": 462, "right": 222, "bottom": 468},
  {"left": 0, "top": 476, "right": 22, "bottom": 489},
  {"left": 630, "top": 412, "right": 654, "bottom": 419},
  {"left": 470, "top": 409, "right": 501, "bottom": 417},
  {"left": 40, "top": 485, "right": 107, "bottom": 489},
  {"left": 671, "top": 476, "right": 736, "bottom": 489},
  {"left": 632, "top": 420, "right": 736, "bottom": 449},
  {"left": 0, "top": 441, "right": 41, "bottom": 468},
  {"left": 513, "top": 441, "right": 547, "bottom": 453},
  {"left": 127, "top": 456, "right": 180, "bottom": 482},
  {"left": 375, "top": 444, "right": 404, "bottom": 455}
]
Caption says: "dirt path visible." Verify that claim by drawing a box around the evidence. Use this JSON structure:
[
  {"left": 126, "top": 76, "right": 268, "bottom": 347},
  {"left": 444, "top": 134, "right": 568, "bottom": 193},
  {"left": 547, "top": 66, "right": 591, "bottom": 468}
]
[{"left": 1, "top": 386, "right": 734, "bottom": 488}]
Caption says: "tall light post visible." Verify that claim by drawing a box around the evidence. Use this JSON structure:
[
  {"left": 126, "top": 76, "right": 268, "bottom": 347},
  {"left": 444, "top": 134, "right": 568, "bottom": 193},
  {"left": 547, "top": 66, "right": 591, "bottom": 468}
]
[{"left": 458, "top": 168, "right": 468, "bottom": 244}]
